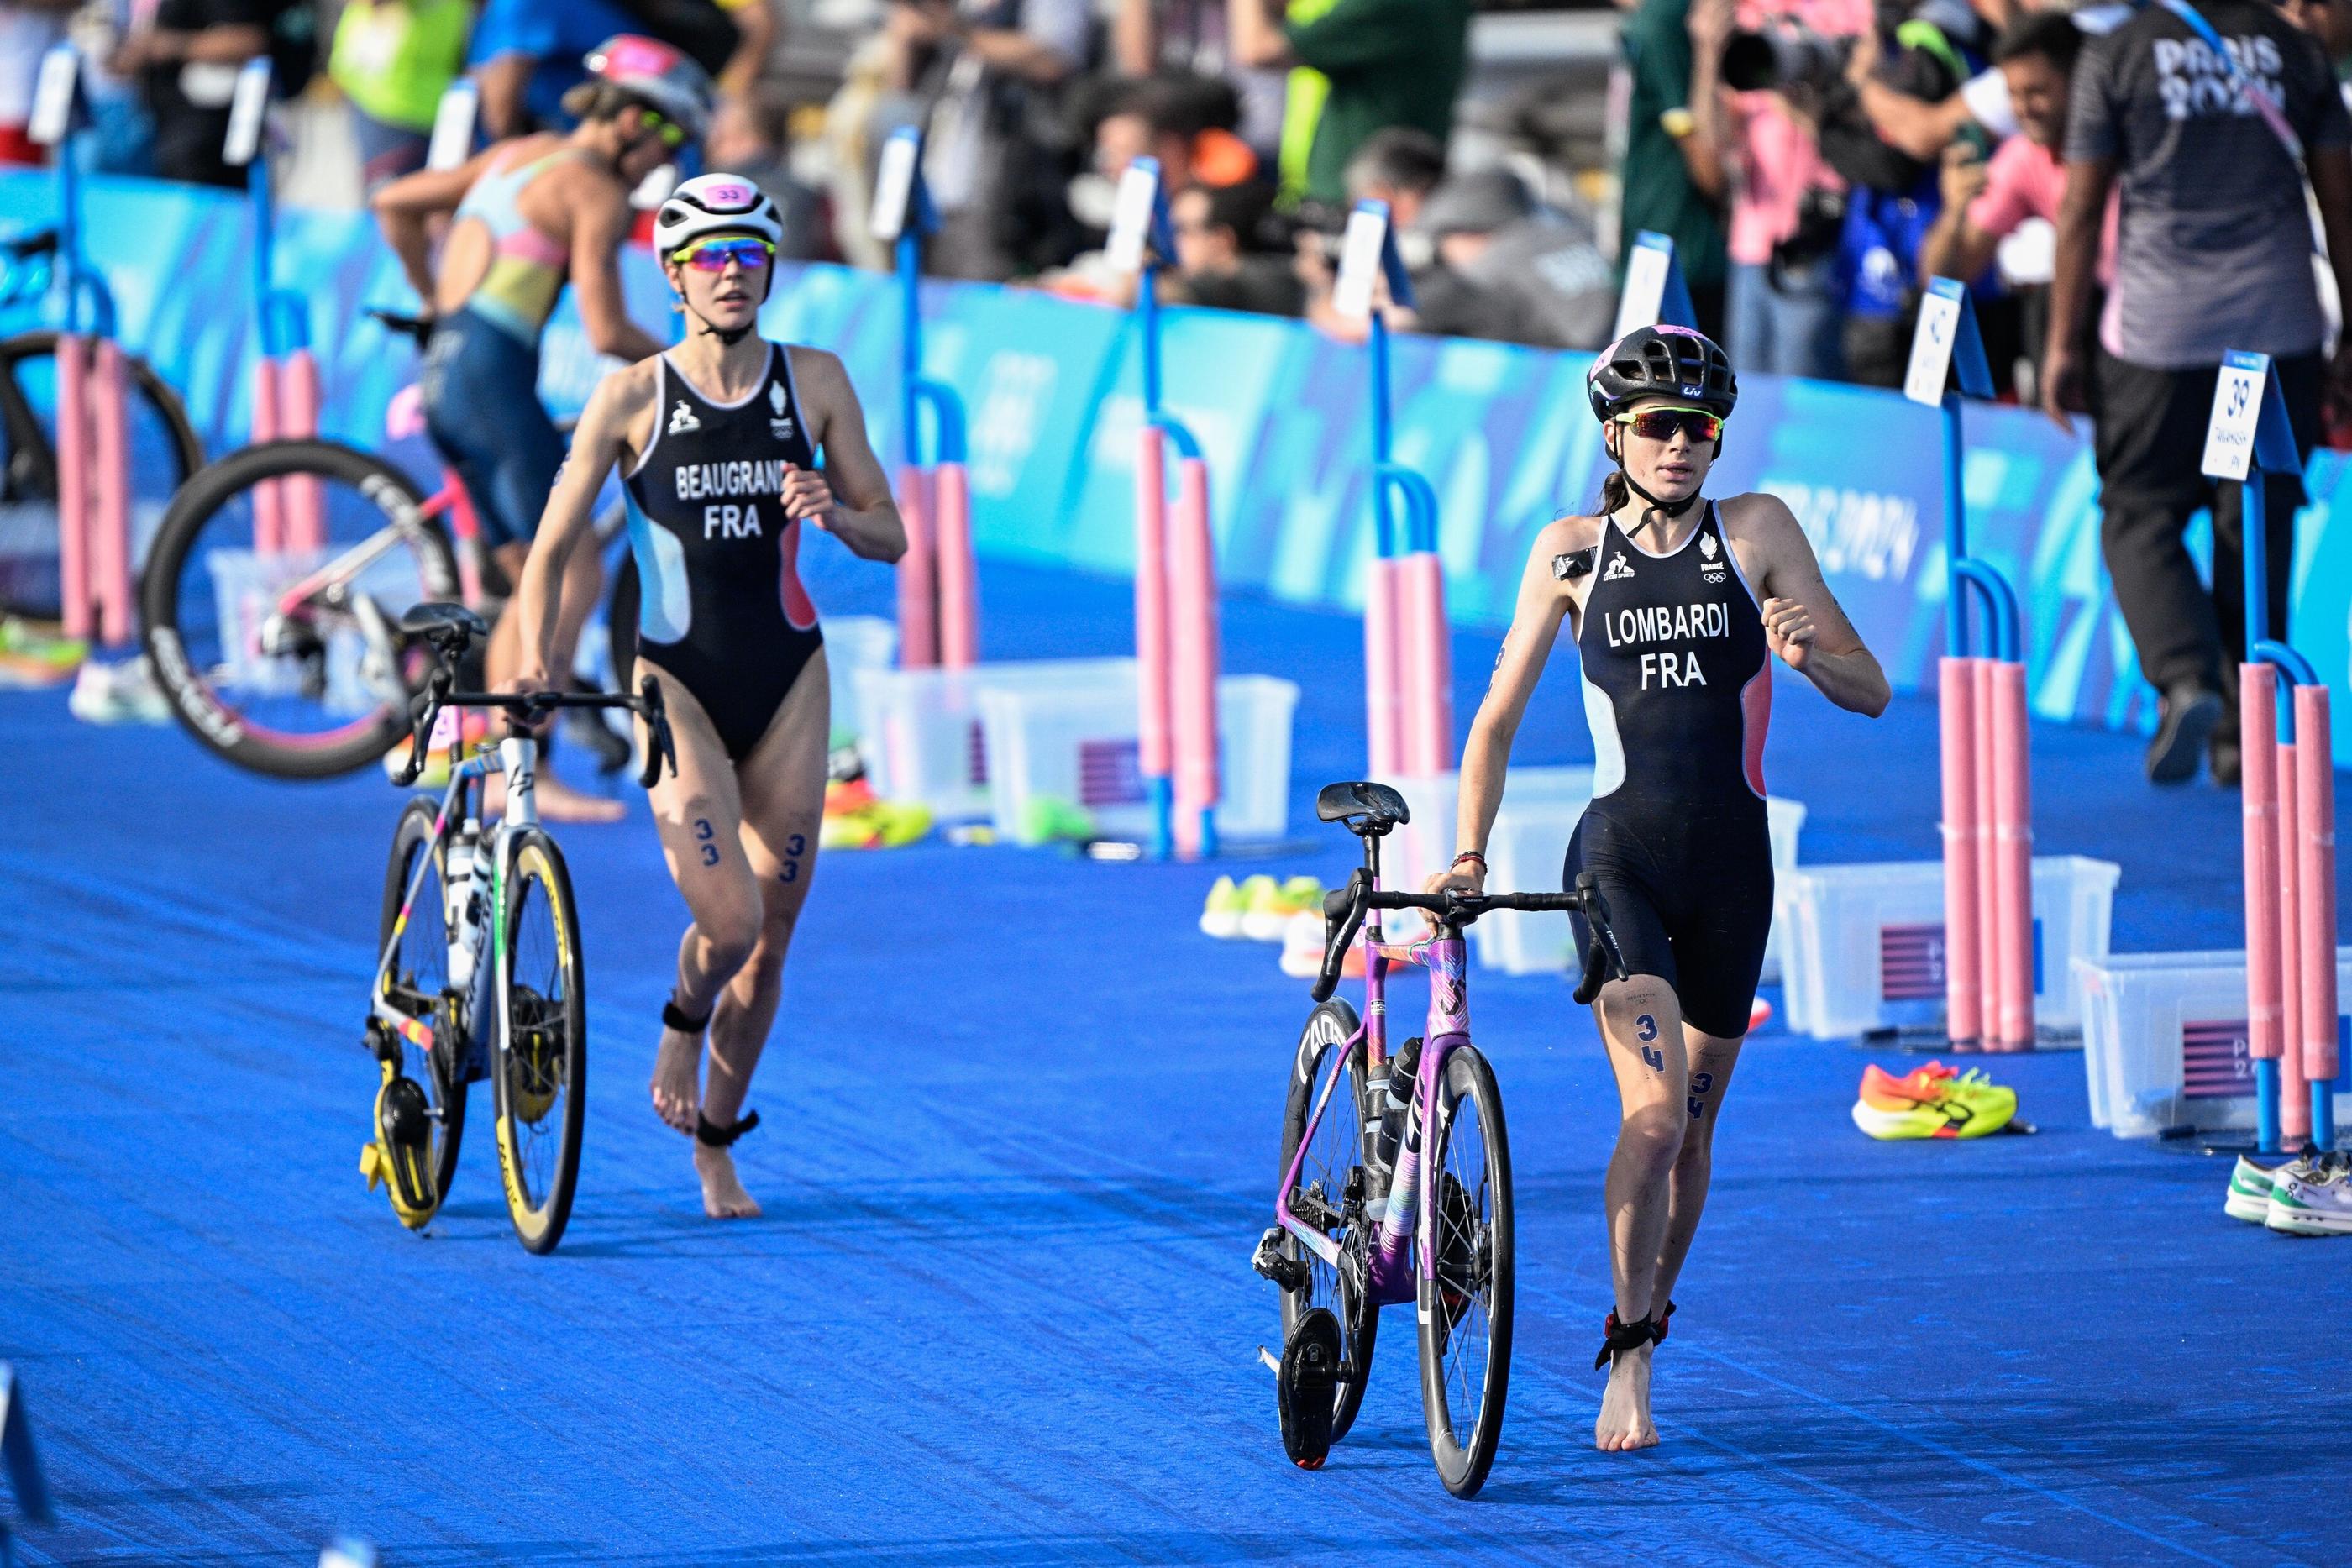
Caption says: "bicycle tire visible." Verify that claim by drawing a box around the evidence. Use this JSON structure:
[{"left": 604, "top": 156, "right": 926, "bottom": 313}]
[
  {"left": 1278, "top": 999, "right": 1379, "bottom": 1445},
  {"left": 379, "top": 796, "right": 470, "bottom": 1209},
  {"left": 492, "top": 826, "right": 587, "bottom": 1255},
  {"left": 0, "top": 330, "right": 206, "bottom": 618},
  {"left": 1418, "top": 1044, "right": 1513, "bottom": 1499},
  {"left": 139, "top": 438, "right": 458, "bottom": 779}
]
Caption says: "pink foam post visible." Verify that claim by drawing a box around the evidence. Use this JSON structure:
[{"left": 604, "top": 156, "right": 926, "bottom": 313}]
[
  {"left": 895, "top": 463, "right": 936, "bottom": 667},
  {"left": 1363, "top": 558, "right": 1403, "bottom": 778},
  {"left": 2294, "top": 684, "right": 2339, "bottom": 1091},
  {"left": 54, "top": 334, "right": 91, "bottom": 640},
  {"left": 1969, "top": 661, "right": 2003, "bottom": 1045},
  {"left": 1135, "top": 427, "right": 1173, "bottom": 791},
  {"left": 1990, "top": 660, "right": 2034, "bottom": 1047},
  {"left": 2278, "top": 742, "right": 2311, "bottom": 1146},
  {"left": 1399, "top": 552, "right": 1453, "bottom": 777},
  {"left": 934, "top": 460, "right": 977, "bottom": 669},
  {"left": 1938, "top": 657, "right": 1982, "bottom": 1045},
  {"left": 89, "top": 339, "right": 133, "bottom": 648},
  {"left": 2241, "top": 664, "right": 2284, "bottom": 1066},
  {"left": 251, "top": 358, "right": 285, "bottom": 556},
  {"left": 281, "top": 349, "right": 325, "bottom": 553},
  {"left": 1168, "top": 456, "right": 1221, "bottom": 853}
]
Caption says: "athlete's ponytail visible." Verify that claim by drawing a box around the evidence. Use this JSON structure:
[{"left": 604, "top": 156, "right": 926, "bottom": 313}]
[{"left": 1596, "top": 469, "right": 1630, "bottom": 518}]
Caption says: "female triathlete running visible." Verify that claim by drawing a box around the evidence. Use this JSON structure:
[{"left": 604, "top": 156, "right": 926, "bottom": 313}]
[
  {"left": 1427, "top": 327, "right": 1890, "bottom": 1450},
  {"left": 372, "top": 34, "right": 714, "bottom": 823},
  {"left": 512, "top": 175, "right": 906, "bottom": 1219}
]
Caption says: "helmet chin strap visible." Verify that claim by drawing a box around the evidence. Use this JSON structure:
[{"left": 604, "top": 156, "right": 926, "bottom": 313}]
[
  {"left": 671, "top": 270, "right": 774, "bottom": 348},
  {"left": 1606, "top": 431, "right": 1704, "bottom": 533}
]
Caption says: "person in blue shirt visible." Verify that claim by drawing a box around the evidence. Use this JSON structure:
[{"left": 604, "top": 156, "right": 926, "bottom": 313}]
[{"left": 470, "top": 0, "right": 646, "bottom": 136}]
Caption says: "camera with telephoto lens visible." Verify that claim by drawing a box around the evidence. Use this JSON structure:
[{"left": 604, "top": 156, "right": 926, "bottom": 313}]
[{"left": 1720, "top": 18, "right": 1856, "bottom": 95}]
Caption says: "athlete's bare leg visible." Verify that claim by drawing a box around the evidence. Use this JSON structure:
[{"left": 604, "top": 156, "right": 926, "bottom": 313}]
[
  {"left": 640, "top": 669, "right": 759, "bottom": 1140},
  {"left": 1592, "top": 974, "right": 1690, "bottom": 1452},
  {"left": 487, "top": 539, "right": 622, "bottom": 824},
  {"left": 1649, "top": 1030, "right": 1744, "bottom": 1312},
  {"left": 692, "top": 649, "right": 827, "bottom": 1219}
]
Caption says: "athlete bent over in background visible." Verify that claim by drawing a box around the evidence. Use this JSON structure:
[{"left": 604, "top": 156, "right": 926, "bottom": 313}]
[
  {"left": 512, "top": 176, "right": 906, "bottom": 1217},
  {"left": 1428, "top": 327, "right": 1890, "bottom": 1450},
  {"left": 374, "top": 35, "right": 713, "bottom": 822}
]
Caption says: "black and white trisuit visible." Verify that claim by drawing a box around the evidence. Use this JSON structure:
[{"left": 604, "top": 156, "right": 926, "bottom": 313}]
[{"left": 1566, "top": 501, "right": 1773, "bottom": 1038}]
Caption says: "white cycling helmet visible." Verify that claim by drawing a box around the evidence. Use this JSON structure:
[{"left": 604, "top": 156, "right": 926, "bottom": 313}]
[{"left": 654, "top": 172, "right": 785, "bottom": 259}]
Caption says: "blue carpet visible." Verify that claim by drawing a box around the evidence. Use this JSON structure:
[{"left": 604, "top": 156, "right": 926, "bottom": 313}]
[{"left": 3, "top": 557, "right": 2348, "bottom": 1566}]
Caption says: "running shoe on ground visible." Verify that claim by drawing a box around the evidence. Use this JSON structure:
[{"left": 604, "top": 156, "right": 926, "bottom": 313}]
[
  {"left": 1279, "top": 909, "right": 1364, "bottom": 980},
  {"left": 0, "top": 618, "right": 83, "bottom": 686},
  {"left": 1204, "top": 874, "right": 1272, "bottom": 939},
  {"left": 1242, "top": 875, "right": 1324, "bottom": 942},
  {"left": 1851, "top": 1063, "right": 2015, "bottom": 1139},
  {"left": 1747, "top": 996, "right": 1773, "bottom": 1034},
  {"left": 2146, "top": 683, "right": 2223, "bottom": 784},
  {"left": 2226, "top": 1154, "right": 2286, "bottom": 1224},
  {"left": 1016, "top": 794, "right": 1095, "bottom": 845},
  {"left": 2265, "top": 1153, "right": 2352, "bottom": 1235},
  {"left": 819, "top": 775, "right": 931, "bottom": 849},
  {"left": 66, "top": 655, "right": 170, "bottom": 725}
]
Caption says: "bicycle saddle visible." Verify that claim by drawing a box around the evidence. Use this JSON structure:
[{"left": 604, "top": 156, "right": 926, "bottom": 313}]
[
  {"left": 1315, "top": 781, "right": 1410, "bottom": 835},
  {"left": 366, "top": 306, "right": 434, "bottom": 348},
  {"left": 399, "top": 601, "right": 489, "bottom": 653}
]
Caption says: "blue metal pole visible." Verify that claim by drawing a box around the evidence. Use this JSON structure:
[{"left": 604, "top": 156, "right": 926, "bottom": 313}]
[
  {"left": 1943, "top": 391, "right": 1968, "bottom": 658},
  {"left": 1368, "top": 310, "right": 1395, "bottom": 558},
  {"left": 1140, "top": 258, "right": 1162, "bottom": 417},
  {"left": 896, "top": 230, "right": 921, "bottom": 468}
]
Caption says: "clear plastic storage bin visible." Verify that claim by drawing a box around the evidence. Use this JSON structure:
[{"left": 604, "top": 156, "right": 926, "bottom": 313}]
[
  {"left": 978, "top": 674, "right": 1299, "bottom": 846},
  {"left": 854, "top": 658, "right": 1135, "bottom": 821},
  {"left": 819, "top": 615, "right": 898, "bottom": 752},
  {"left": 1777, "top": 856, "right": 2121, "bottom": 1040},
  {"left": 2073, "top": 949, "right": 2352, "bottom": 1139}
]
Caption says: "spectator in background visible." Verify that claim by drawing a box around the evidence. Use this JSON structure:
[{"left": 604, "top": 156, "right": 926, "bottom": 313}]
[
  {"left": 1168, "top": 179, "right": 1303, "bottom": 315},
  {"left": 705, "top": 85, "right": 827, "bottom": 260},
  {"left": 0, "top": 2, "right": 72, "bottom": 167},
  {"left": 1613, "top": 0, "right": 1730, "bottom": 338},
  {"left": 1090, "top": 70, "right": 1254, "bottom": 196},
  {"left": 1916, "top": 12, "right": 2098, "bottom": 398},
  {"left": 112, "top": 0, "right": 281, "bottom": 188},
  {"left": 886, "top": 0, "right": 1092, "bottom": 281},
  {"left": 2045, "top": 0, "right": 2352, "bottom": 786},
  {"left": 328, "top": 0, "right": 473, "bottom": 192},
  {"left": 1294, "top": 125, "right": 1439, "bottom": 335},
  {"left": 1115, "top": 0, "right": 1284, "bottom": 162},
  {"left": 1412, "top": 165, "right": 1617, "bottom": 349},
  {"left": 613, "top": 0, "right": 774, "bottom": 102},
  {"left": 1704, "top": 0, "right": 1865, "bottom": 381},
  {"left": 1222, "top": 0, "right": 1472, "bottom": 214},
  {"left": 469, "top": 0, "right": 644, "bottom": 138}
]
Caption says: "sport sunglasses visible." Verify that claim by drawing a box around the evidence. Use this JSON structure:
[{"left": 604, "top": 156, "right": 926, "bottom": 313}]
[
  {"left": 673, "top": 237, "right": 777, "bottom": 272},
  {"left": 1610, "top": 406, "right": 1724, "bottom": 443},
  {"left": 638, "top": 108, "right": 691, "bottom": 150}
]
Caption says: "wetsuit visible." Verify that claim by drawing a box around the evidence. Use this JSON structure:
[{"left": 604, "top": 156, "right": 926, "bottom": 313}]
[
  {"left": 1566, "top": 501, "right": 1773, "bottom": 1038},
  {"left": 622, "top": 343, "right": 824, "bottom": 762},
  {"left": 419, "top": 144, "right": 590, "bottom": 549}
]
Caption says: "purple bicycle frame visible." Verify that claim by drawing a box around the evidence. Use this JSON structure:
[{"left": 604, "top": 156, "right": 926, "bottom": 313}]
[{"left": 1275, "top": 899, "right": 1472, "bottom": 1309}]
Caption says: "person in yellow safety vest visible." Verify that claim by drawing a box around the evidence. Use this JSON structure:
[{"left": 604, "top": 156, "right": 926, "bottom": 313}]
[{"left": 329, "top": 0, "right": 474, "bottom": 193}]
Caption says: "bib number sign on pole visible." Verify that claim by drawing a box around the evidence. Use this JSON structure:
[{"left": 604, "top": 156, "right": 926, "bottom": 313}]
[
  {"left": 227, "top": 57, "right": 323, "bottom": 554},
  {"left": 1610, "top": 230, "right": 1698, "bottom": 341}
]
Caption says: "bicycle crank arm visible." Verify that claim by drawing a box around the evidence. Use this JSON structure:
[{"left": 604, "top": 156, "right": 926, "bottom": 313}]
[{"left": 1251, "top": 1227, "right": 1311, "bottom": 1293}]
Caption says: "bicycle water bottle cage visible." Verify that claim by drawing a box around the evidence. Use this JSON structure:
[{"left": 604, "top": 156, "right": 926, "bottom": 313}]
[
  {"left": 399, "top": 601, "right": 490, "bottom": 661},
  {"left": 1315, "top": 781, "right": 1410, "bottom": 838},
  {"left": 1277, "top": 1305, "right": 1343, "bottom": 1469}
]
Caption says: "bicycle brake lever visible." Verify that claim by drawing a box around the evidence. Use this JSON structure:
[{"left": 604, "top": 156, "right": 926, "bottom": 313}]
[
  {"left": 1569, "top": 873, "right": 1625, "bottom": 1006},
  {"left": 1311, "top": 872, "right": 1368, "bottom": 1004}
]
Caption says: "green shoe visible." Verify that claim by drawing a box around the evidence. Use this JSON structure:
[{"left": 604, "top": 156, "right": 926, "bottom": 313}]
[{"left": 2225, "top": 1155, "right": 2281, "bottom": 1225}]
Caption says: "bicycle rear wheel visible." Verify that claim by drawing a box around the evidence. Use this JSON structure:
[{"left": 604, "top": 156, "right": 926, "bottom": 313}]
[
  {"left": 492, "top": 826, "right": 586, "bottom": 1255},
  {"left": 140, "top": 439, "right": 458, "bottom": 779},
  {"left": 379, "top": 796, "right": 469, "bottom": 1211},
  {"left": 1418, "top": 1044, "right": 1513, "bottom": 1499},
  {"left": 1278, "top": 999, "right": 1379, "bottom": 1445},
  {"left": 0, "top": 330, "right": 203, "bottom": 623}
]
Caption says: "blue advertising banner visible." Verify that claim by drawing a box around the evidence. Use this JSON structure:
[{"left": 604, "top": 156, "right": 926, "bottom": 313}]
[{"left": 5, "top": 171, "right": 2347, "bottom": 763}]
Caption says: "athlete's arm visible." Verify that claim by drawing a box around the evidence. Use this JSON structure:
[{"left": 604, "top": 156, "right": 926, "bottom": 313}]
[
  {"left": 570, "top": 182, "right": 668, "bottom": 364},
  {"left": 371, "top": 149, "right": 500, "bottom": 307},
  {"left": 1431, "top": 519, "right": 1584, "bottom": 893},
  {"left": 1733, "top": 494, "right": 1891, "bottom": 717},
  {"left": 785, "top": 349, "right": 906, "bottom": 564},
  {"left": 513, "top": 371, "right": 646, "bottom": 690}
]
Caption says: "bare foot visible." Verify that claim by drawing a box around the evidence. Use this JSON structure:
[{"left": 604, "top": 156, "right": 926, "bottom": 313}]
[
  {"left": 532, "top": 771, "right": 627, "bottom": 824},
  {"left": 650, "top": 1019, "right": 703, "bottom": 1134},
  {"left": 1595, "top": 1343, "right": 1659, "bottom": 1452},
  {"left": 694, "top": 1142, "right": 762, "bottom": 1219}
]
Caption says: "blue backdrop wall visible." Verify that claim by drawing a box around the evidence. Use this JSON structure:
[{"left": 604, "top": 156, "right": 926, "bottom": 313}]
[{"left": 8, "top": 171, "right": 2349, "bottom": 763}]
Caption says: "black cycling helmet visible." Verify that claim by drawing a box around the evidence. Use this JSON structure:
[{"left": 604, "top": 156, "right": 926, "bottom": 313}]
[{"left": 1585, "top": 324, "right": 1738, "bottom": 422}]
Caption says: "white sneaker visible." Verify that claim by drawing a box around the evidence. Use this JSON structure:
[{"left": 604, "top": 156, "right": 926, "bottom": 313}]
[
  {"left": 67, "top": 655, "right": 171, "bottom": 726},
  {"left": 2225, "top": 1155, "right": 2283, "bottom": 1224},
  {"left": 2265, "top": 1153, "right": 2352, "bottom": 1235}
]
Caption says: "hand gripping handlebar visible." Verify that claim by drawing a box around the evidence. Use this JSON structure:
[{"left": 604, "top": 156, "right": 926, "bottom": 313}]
[{"left": 1310, "top": 871, "right": 1628, "bottom": 1005}]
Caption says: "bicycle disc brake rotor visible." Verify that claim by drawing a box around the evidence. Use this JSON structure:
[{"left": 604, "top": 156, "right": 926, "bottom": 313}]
[
  {"left": 1434, "top": 1172, "right": 1483, "bottom": 1341},
  {"left": 507, "top": 985, "right": 564, "bottom": 1125}
]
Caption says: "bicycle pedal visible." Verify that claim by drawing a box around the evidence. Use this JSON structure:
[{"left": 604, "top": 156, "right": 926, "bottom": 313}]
[
  {"left": 1252, "top": 1227, "right": 1309, "bottom": 1292},
  {"left": 1257, "top": 1345, "right": 1281, "bottom": 1375},
  {"left": 1277, "top": 1307, "right": 1341, "bottom": 1470}
]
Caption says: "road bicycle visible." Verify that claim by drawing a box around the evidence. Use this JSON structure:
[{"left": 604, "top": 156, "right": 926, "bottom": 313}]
[
  {"left": 1252, "top": 780, "right": 1623, "bottom": 1497},
  {"left": 362, "top": 601, "right": 675, "bottom": 1255},
  {"left": 141, "top": 307, "right": 634, "bottom": 779},
  {"left": 0, "top": 226, "right": 205, "bottom": 623}
]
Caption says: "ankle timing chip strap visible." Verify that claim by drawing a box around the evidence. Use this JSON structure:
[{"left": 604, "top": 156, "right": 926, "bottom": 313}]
[
  {"left": 662, "top": 999, "right": 711, "bottom": 1034},
  {"left": 1595, "top": 1299, "right": 1676, "bottom": 1369},
  {"left": 696, "top": 1109, "right": 760, "bottom": 1148}
]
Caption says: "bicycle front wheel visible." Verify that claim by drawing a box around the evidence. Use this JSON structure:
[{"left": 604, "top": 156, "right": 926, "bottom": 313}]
[
  {"left": 492, "top": 826, "right": 586, "bottom": 1255},
  {"left": 0, "top": 330, "right": 204, "bottom": 622},
  {"left": 379, "top": 796, "right": 469, "bottom": 1209},
  {"left": 1278, "top": 999, "right": 1379, "bottom": 1445},
  {"left": 140, "top": 439, "right": 458, "bottom": 779},
  {"left": 1418, "top": 1044, "right": 1513, "bottom": 1499}
]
